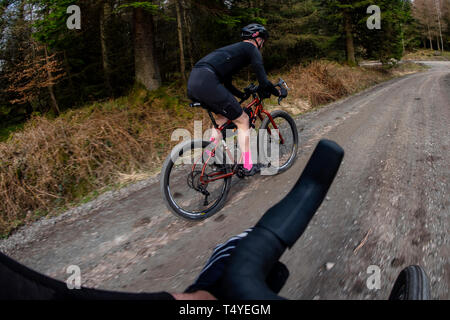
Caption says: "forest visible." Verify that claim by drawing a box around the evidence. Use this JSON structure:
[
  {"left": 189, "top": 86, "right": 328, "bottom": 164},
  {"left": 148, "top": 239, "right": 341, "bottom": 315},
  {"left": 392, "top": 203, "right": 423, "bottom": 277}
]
[{"left": 1, "top": 0, "right": 449, "bottom": 126}]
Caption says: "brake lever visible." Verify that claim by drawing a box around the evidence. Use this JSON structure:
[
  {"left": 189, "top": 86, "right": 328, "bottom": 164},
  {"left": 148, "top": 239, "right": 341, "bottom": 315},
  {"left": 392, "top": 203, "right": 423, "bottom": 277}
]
[{"left": 278, "top": 78, "right": 290, "bottom": 91}]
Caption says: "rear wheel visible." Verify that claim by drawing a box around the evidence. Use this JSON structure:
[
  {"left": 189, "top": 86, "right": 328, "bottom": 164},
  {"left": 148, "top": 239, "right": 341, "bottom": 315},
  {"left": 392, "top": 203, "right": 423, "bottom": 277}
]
[
  {"left": 389, "top": 265, "right": 431, "bottom": 300},
  {"left": 160, "top": 140, "right": 232, "bottom": 221},
  {"left": 259, "top": 110, "right": 299, "bottom": 175}
]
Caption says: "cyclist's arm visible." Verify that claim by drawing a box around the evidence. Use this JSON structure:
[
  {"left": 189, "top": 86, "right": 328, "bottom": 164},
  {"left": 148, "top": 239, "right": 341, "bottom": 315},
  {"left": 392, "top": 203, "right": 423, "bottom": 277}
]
[
  {"left": 224, "top": 77, "right": 245, "bottom": 99},
  {"left": 172, "top": 291, "right": 216, "bottom": 300},
  {"left": 250, "top": 48, "right": 280, "bottom": 97}
]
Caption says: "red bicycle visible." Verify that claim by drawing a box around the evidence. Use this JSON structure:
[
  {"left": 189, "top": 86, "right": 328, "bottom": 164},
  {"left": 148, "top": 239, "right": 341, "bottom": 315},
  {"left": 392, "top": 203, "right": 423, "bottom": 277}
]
[{"left": 160, "top": 79, "right": 298, "bottom": 220}]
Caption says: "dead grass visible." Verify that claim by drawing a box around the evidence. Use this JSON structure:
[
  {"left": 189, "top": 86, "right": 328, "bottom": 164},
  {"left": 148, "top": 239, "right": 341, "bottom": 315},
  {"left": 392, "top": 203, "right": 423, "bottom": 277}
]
[
  {"left": 284, "top": 60, "right": 384, "bottom": 107},
  {"left": 403, "top": 49, "right": 450, "bottom": 61},
  {"left": 281, "top": 60, "right": 427, "bottom": 113},
  {"left": 0, "top": 61, "right": 426, "bottom": 237},
  {"left": 0, "top": 86, "right": 209, "bottom": 236}
]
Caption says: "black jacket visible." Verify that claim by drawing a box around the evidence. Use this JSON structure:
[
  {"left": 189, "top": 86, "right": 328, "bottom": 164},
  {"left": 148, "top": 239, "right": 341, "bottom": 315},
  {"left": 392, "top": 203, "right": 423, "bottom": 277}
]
[{"left": 195, "top": 42, "right": 279, "bottom": 98}]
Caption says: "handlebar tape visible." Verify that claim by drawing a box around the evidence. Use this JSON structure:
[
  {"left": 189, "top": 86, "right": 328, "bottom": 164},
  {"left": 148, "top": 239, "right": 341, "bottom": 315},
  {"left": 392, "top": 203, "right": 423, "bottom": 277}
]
[
  {"left": 257, "top": 139, "right": 344, "bottom": 248},
  {"left": 220, "top": 140, "right": 344, "bottom": 300}
]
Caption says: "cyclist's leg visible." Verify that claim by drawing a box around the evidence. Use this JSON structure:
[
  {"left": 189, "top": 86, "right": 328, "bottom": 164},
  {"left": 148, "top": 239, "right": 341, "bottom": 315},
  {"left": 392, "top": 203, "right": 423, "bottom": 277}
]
[
  {"left": 187, "top": 68, "right": 248, "bottom": 160},
  {"left": 233, "top": 113, "right": 252, "bottom": 169}
]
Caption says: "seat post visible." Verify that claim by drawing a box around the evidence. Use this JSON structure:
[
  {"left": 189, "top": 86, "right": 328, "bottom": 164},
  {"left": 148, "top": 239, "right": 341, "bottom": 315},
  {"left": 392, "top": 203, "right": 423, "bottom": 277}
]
[{"left": 208, "top": 111, "right": 219, "bottom": 129}]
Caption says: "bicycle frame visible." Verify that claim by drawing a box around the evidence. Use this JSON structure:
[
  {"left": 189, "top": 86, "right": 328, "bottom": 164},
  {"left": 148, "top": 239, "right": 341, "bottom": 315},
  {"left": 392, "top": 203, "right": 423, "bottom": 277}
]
[{"left": 195, "top": 96, "right": 286, "bottom": 185}]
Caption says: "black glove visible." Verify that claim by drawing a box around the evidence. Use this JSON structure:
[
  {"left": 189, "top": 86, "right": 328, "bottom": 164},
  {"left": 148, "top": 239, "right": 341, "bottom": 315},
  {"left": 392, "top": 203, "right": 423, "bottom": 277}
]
[
  {"left": 279, "top": 86, "right": 288, "bottom": 98},
  {"left": 184, "top": 229, "right": 289, "bottom": 299}
]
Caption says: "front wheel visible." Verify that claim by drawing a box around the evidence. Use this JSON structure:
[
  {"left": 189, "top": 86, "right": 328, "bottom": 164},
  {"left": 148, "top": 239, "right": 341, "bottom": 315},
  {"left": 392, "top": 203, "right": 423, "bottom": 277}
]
[
  {"left": 259, "top": 110, "right": 299, "bottom": 175},
  {"left": 160, "top": 140, "right": 232, "bottom": 221},
  {"left": 389, "top": 266, "right": 431, "bottom": 300}
]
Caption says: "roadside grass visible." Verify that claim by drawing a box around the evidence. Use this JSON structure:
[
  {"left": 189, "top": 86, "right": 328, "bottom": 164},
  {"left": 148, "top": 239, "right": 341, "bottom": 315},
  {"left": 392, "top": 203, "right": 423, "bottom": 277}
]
[
  {"left": 0, "top": 84, "right": 210, "bottom": 237},
  {"left": 403, "top": 49, "right": 450, "bottom": 61},
  {"left": 269, "top": 60, "right": 428, "bottom": 115},
  {"left": 0, "top": 61, "right": 428, "bottom": 238}
]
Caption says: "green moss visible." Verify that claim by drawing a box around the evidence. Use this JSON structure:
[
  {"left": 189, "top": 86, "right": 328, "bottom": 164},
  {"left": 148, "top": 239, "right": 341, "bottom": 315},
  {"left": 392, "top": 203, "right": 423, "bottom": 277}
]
[
  {"left": 34, "top": 209, "right": 48, "bottom": 219},
  {"left": 0, "top": 122, "right": 24, "bottom": 142}
]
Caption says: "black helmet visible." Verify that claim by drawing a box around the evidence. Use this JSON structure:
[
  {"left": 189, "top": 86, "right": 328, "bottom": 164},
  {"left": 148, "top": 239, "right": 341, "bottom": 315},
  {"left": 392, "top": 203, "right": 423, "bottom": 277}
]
[{"left": 241, "top": 23, "right": 269, "bottom": 41}]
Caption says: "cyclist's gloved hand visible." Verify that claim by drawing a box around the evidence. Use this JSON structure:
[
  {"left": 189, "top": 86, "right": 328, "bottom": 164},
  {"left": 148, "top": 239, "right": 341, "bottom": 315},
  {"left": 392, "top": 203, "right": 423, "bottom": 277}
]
[
  {"left": 279, "top": 86, "right": 288, "bottom": 98},
  {"left": 184, "top": 229, "right": 289, "bottom": 299},
  {"left": 277, "top": 86, "right": 288, "bottom": 105}
]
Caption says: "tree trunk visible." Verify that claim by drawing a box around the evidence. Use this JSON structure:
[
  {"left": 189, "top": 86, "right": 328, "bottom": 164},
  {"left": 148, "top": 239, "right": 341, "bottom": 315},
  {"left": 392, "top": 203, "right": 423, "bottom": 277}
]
[
  {"left": 182, "top": 0, "right": 194, "bottom": 68},
  {"left": 401, "top": 0, "right": 405, "bottom": 55},
  {"left": 63, "top": 50, "right": 76, "bottom": 99},
  {"left": 427, "top": 23, "right": 433, "bottom": 50},
  {"left": 133, "top": 5, "right": 161, "bottom": 91},
  {"left": 44, "top": 46, "right": 60, "bottom": 115},
  {"left": 100, "top": 0, "right": 113, "bottom": 96},
  {"left": 344, "top": 11, "right": 356, "bottom": 65},
  {"left": 435, "top": 0, "right": 445, "bottom": 51},
  {"left": 175, "top": 0, "right": 186, "bottom": 82}
]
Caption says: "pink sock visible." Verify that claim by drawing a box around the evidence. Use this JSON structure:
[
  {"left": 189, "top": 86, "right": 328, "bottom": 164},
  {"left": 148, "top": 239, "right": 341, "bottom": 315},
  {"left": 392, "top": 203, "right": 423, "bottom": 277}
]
[{"left": 243, "top": 151, "right": 253, "bottom": 170}]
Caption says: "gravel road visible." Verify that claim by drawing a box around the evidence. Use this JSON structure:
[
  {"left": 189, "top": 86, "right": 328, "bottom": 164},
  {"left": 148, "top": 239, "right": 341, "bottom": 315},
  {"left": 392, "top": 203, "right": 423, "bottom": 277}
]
[{"left": 1, "top": 61, "right": 449, "bottom": 300}]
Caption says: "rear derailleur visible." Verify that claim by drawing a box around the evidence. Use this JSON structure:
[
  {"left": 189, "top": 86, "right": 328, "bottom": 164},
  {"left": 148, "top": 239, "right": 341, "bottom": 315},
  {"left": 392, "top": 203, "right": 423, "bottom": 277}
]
[{"left": 187, "top": 170, "right": 211, "bottom": 206}]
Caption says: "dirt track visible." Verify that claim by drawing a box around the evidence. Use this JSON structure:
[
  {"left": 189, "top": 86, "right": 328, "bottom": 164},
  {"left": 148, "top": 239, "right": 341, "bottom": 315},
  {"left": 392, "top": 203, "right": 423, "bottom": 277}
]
[{"left": 1, "top": 61, "right": 449, "bottom": 300}]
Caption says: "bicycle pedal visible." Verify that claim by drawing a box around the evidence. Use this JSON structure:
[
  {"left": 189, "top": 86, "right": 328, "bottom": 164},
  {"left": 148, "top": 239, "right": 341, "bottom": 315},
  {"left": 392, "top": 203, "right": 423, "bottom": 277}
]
[{"left": 236, "top": 166, "right": 246, "bottom": 179}]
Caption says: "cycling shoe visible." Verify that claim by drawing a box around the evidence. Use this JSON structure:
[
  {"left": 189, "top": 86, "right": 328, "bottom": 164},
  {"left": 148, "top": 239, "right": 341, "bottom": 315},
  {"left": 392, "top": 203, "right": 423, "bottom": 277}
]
[{"left": 238, "top": 164, "right": 262, "bottom": 177}]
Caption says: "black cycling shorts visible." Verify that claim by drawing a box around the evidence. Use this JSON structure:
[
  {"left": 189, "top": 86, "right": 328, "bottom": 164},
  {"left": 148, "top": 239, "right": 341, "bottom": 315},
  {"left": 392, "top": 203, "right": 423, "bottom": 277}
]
[{"left": 187, "top": 67, "right": 244, "bottom": 121}]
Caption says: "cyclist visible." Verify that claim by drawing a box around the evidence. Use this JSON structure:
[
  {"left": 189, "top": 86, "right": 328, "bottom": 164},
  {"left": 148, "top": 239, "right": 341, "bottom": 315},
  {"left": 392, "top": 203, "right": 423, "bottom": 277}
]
[{"left": 187, "top": 23, "right": 287, "bottom": 176}]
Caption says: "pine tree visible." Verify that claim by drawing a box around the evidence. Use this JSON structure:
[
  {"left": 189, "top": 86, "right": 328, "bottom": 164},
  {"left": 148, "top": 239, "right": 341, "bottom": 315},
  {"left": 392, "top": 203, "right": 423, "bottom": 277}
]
[
  {"left": 324, "top": 0, "right": 372, "bottom": 65},
  {"left": 358, "top": 0, "right": 409, "bottom": 63}
]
